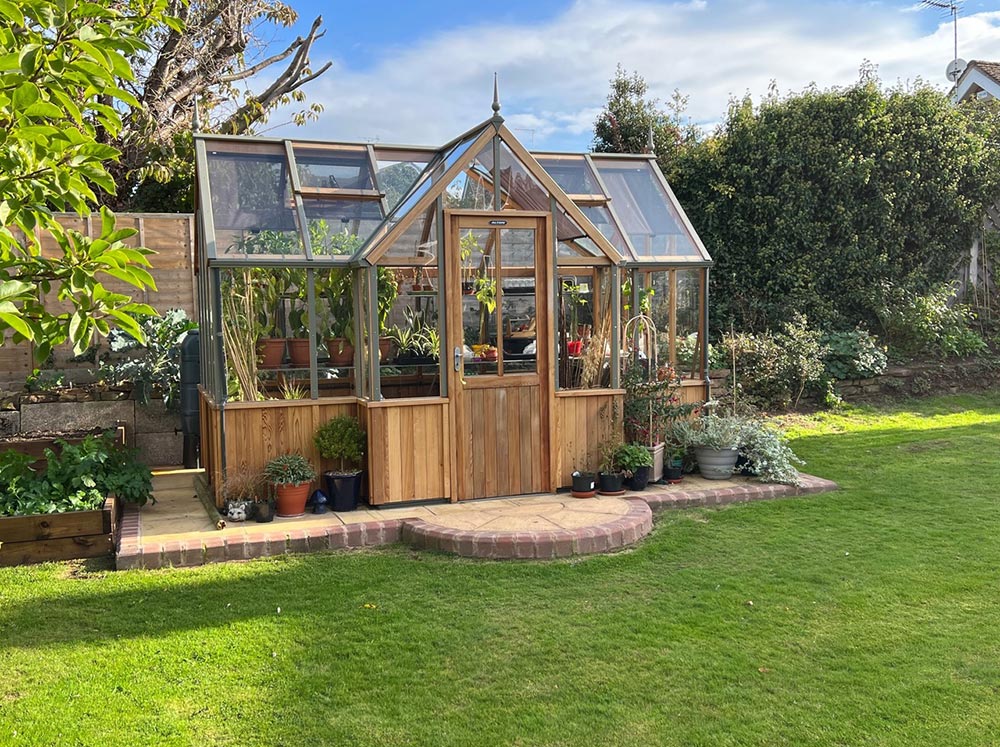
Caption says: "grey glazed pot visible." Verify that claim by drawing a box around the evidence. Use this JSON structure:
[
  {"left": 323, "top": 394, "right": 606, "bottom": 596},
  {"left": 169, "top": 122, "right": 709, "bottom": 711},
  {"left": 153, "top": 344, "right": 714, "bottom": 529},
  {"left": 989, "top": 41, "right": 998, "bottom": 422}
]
[{"left": 693, "top": 446, "right": 739, "bottom": 480}]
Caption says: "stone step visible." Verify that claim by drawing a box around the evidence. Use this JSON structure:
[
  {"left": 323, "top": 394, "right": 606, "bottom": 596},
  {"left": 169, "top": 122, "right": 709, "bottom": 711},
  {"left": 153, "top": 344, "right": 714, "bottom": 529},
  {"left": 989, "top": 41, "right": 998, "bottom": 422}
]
[{"left": 151, "top": 469, "right": 202, "bottom": 492}]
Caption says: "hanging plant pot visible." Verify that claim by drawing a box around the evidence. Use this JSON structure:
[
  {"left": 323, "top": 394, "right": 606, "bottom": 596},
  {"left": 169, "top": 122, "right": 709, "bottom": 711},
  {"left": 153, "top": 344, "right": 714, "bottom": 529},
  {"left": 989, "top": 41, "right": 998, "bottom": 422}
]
[
  {"left": 625, "top": 466, "right": 651, "bottom": 492},
  {"left": 693, "top": 446, "right": 739, "bottom": 480},
  {"left": 571, "top": 471, "right": 596, "bottom": 498},
  {"left": 597, "top": 471, "right": 625, "bottom": 495},
  {"left": 287, "top": 339, "right": 311, "bottom": 367},
  {"left": 274, "top": 482, "right": 311, "bottom": 517},
  {"left": 257, "top": 338, "right": 286, "bottom": 369},
  {"left": 324, "top": 471, "right": 364, "bottom": 512},
  {"left": 325, "top": 338, "right": 354, "bottom": 367},
  {"left": 462, "top": 280, "right": 475, "bottom": 295}
]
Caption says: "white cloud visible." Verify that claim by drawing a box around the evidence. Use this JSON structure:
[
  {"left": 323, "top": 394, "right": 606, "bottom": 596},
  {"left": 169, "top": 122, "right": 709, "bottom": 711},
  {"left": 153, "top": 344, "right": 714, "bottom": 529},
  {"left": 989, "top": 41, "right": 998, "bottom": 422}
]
[{"left": 269, "top": 1, "right": 1000, "bottom": 151}]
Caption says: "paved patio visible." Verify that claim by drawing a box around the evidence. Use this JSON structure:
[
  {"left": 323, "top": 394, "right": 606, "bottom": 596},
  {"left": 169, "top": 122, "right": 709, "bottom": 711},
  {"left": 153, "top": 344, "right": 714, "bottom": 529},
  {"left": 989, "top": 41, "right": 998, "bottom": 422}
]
[{"left": 117, "top": 470, "right": 837, "bottom": 569}]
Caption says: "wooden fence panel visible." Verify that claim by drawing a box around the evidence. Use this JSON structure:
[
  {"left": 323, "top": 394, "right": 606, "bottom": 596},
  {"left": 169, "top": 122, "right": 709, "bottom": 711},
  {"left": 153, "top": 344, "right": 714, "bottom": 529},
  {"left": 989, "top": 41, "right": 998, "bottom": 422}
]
[{"left": 1, "top": 212, "right": 196, "bottom": 383}]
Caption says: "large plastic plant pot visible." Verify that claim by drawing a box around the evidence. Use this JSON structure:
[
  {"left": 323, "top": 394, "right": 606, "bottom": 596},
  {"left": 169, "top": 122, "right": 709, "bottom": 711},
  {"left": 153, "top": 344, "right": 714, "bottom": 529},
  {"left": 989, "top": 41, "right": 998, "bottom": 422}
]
[
  {"left": 275, "top": 482, "right": 311, "bottom": 517},
  {"left": 325, "top": 471, "right": 363, "bottom": 512},
  {"left": 625, "top": 466, "right": 651, "bottom": 491},
  {"left": 597, "top": 471, "right": 624, "bottom": 495},
  {"left": 571, "top": 472, "right": 596, "bottom": 498},
  {"left": 694, "top": 446, "right": 739, "bottom": 480}
]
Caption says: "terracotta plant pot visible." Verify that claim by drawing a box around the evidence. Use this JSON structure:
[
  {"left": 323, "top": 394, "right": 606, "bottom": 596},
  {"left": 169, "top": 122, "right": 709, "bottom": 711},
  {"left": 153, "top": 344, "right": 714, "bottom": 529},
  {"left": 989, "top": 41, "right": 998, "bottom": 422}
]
[
  {"left": 257, "top": 338, "right": 286, "bottom": 369},
  {"left": 275, "top": 482, "right": 311, "bottom": 517},
  {"left": 378, "top": 337, "right": 392, "bottom": 362},
  {"left": 325, "top": 338, "right": 354, "bottom": 367},
  {"left": 287, "top": 339, "right": 311, "bottom": 367}
]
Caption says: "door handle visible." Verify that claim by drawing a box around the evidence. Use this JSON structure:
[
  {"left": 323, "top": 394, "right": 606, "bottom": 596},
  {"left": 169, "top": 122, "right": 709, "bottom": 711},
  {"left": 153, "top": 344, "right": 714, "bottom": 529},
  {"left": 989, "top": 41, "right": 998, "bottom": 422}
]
[{"left": 454, "top": 346, "right": 462, "bottom": 372}]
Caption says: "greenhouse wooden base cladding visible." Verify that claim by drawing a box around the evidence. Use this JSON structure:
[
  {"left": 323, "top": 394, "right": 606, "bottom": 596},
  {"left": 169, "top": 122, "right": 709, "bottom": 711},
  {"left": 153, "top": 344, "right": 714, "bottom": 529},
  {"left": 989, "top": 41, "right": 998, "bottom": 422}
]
[
  {"left": 116, "top": 473, "right": 838, "bottom": 568},
  {"left": 0, "top": 497, "right": 118, "bottom": 566}
]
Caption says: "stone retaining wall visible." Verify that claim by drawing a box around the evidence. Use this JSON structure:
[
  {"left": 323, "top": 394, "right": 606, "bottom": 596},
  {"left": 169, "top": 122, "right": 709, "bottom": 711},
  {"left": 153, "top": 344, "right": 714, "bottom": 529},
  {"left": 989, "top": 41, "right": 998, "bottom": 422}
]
[
  {"left": 708, "top": 356, "right": 1000, "bottom": 405},
  {"left": 1, "top": 396, "right": 182, "bottom": 466}
]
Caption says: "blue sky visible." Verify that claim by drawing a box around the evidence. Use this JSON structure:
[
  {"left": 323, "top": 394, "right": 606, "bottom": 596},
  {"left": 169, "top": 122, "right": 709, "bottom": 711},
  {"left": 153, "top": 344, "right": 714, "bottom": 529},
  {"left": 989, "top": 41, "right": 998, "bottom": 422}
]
[{"left": 262, "top": 0, "right": 1000, "bottom": 150}]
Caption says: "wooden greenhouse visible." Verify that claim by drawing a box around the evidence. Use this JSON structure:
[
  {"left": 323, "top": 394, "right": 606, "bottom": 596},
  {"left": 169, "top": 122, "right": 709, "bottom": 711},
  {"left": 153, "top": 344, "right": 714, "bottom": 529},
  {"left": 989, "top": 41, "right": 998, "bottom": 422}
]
[{"left": 194, "top": 96, "right": 714, "bottom": 507}]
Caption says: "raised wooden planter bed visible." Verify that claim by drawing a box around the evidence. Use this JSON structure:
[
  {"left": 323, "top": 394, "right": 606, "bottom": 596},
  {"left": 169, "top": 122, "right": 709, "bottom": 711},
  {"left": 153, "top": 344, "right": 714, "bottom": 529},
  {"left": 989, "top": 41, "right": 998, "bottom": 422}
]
[
  {"left": 0, "top": 424, "right": 126, "bottom": 467},
  {"left": 0, "top": 496, "right": 119, "bottom": 566}
]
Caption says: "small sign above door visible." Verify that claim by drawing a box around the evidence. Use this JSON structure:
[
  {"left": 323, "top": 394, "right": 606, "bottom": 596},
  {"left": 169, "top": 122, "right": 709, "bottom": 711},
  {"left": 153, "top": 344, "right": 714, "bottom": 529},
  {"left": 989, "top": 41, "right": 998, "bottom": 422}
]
[{"left": 488, "top": 219, "right": 508, "bottom": 226}]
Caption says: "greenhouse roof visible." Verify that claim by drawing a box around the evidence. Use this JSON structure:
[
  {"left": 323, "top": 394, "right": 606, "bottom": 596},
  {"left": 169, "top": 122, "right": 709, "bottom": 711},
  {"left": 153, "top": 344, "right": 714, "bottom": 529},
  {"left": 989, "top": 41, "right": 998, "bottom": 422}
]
[{"left": 194, "top": 116, "right": 712, "bottom": 267}]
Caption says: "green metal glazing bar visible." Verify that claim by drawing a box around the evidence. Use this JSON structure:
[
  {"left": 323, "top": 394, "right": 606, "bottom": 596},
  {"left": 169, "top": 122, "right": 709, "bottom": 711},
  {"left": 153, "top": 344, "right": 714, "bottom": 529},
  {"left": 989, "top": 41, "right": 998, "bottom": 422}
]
[
  {"left": 369, "top": 265, "right": 381, "bottom": 401},
  {"left": 550, "top": 195, "right": 560, "bottom": 391},
  {"left": 367, "top": 143, "right": 390, "bottom": 219},
  {"left": 493, "top": 136, "right": 502, "bottom": 211},
  {"left": 353, "top": 269, "right": 365, "bottom": 398},
  {"left": 436, "top": 196, "right": 448, "bottom": 397},
  {"left": 307, "top": 268, "right": 319, "bottom": 399},
  {"left": 611, "top": 264, "right": 621, "bottom": 389},
  {"left": 284, "top": 141, "right": 313, "bottom": 260},
  {"left": 703, "top": 267, "right": 711, "bottom": 394}
]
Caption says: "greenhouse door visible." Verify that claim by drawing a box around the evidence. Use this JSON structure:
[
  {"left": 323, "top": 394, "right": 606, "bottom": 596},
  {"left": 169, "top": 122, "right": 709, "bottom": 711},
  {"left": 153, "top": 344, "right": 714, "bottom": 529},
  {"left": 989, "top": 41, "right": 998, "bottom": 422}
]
[{"left": 447, "top": 213, "right": 551, "bottom": 500}]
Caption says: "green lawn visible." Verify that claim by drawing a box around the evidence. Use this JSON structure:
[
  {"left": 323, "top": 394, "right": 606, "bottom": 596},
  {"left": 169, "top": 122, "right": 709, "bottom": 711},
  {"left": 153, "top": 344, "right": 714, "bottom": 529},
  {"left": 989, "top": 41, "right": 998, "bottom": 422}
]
[{"left": 3, "top": 394, "right": 1000, "bottom": 746}]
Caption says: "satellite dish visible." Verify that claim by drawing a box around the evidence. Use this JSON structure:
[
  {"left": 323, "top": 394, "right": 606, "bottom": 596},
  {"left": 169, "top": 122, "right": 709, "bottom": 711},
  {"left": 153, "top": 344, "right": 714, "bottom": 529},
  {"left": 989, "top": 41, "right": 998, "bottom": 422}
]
[{"left": 946, "top": 58, "right": 967, "bottom": 82}]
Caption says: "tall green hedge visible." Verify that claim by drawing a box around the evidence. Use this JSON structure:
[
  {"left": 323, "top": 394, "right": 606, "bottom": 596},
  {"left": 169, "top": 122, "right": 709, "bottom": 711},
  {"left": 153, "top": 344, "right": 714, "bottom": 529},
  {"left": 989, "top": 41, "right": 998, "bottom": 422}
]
[{"left": 669, "top": 77, "right": 1000, "bottom": 333}]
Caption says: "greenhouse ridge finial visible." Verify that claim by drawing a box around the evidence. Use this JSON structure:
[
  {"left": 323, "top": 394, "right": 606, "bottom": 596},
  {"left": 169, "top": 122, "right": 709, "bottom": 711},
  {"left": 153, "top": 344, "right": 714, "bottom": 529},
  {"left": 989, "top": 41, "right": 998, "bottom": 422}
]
[
  {"left": 491, "top": 73, "right": 503, "bottom": 123},
  {"left": 192, "top": 98, "right": 202, "bottom": 133},
  {"left": 645, "top": 124, "right": 654, "bottom": 154}
]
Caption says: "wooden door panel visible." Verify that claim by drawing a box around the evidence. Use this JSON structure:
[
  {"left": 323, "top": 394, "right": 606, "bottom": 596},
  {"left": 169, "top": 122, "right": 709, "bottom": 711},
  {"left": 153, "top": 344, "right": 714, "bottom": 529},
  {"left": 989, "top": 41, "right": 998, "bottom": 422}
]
[{"left": 449, "top": 213, "right": 550, "bottom": 501}]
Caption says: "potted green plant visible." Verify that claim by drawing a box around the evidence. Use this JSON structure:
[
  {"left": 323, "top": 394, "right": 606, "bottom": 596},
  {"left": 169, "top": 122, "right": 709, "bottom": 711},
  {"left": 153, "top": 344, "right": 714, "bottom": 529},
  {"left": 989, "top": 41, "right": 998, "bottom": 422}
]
[
  {"left": 221, "top": 470, "right": 265, "bottom": 522},
  {"left": 264, "top": 452, "right": 316, "bottom": 517},
  {"left": 663, "top": 445, "right": 685, "bottom": 484},
  {"left": 314, "top": 415, "right": 366, "bottom": 511},
  {"left": 678, "top": 414, "right": 748, "bottom": 480},
  {"left": 238, "top": 244, "right": 293, "bottom": 369},
  {"left": 739, "top": 420, "right": 804, "bottom": 486},
  {"left": 615, "top": 442, "right": 654, "bottom": 491}
]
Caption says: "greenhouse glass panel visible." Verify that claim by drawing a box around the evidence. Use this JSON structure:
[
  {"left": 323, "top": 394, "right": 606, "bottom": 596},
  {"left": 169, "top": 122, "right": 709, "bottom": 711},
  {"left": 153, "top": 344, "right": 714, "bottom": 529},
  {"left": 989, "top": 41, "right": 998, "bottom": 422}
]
[
  {"left": 592, "top": 159, "right": 699, "bottom": 260},
  {"left": 535, "top": 155, "right": 600, "bottom": 195},
  {"left": 293, "top": 145, "right": 373, "bottom": 190},
  {"left": 301, "top": 198, "right": 383, "bottom": 258},
  {"left": 578, "top": 205, "right": 629, "bottom": 257},
  {"left": 443, "top": 139, "right": 494, "bottom": 210},
  {"left": 206, "top": 144, "right": 303, "bottom": 259},
  {"left": 375, "top": 150, "right": 433, "bottom": 211},
  {"left": 675, "top": 268, "right": 703, "bottom": 379},
  {"left": 380, "top": 264, "right": 442, "bottom": 398},
  {"left": 378, "top": 204, "right": 438, "bottom": 261},
  {"left": 557, "top": 267, "right": 613, "bottom": 389}
]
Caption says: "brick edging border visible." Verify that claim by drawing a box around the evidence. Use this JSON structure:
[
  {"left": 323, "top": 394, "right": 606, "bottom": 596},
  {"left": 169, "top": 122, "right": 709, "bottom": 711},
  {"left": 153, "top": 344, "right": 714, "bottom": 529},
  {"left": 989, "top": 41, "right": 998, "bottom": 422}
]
[{"left": 116, "top": 475, "right": 838, "bottom": 569}]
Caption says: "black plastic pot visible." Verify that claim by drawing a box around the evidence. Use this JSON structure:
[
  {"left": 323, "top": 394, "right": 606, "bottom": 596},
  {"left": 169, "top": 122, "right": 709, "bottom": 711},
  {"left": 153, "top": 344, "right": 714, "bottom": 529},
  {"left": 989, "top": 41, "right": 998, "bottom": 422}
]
[
  {"left": 625, "top": 466, "right": 651, "bottom": 491},
  {"left": 664, "top": 465, "right": 684, "bottom": 484},
  {"left": 597, "top": 471, "right": 624, "bottom": 495},
  {"left": 735, "top": 453, "right": 756, "bottom": 476},
  {"left": 571, "top": 471, "right": 596, "bottom": 497},
  {"left": 254, "top": 499, "right": 275, "bottom": 523},
  {"left": 324, "top": 471, "right": 363, "bottom": 512}
]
